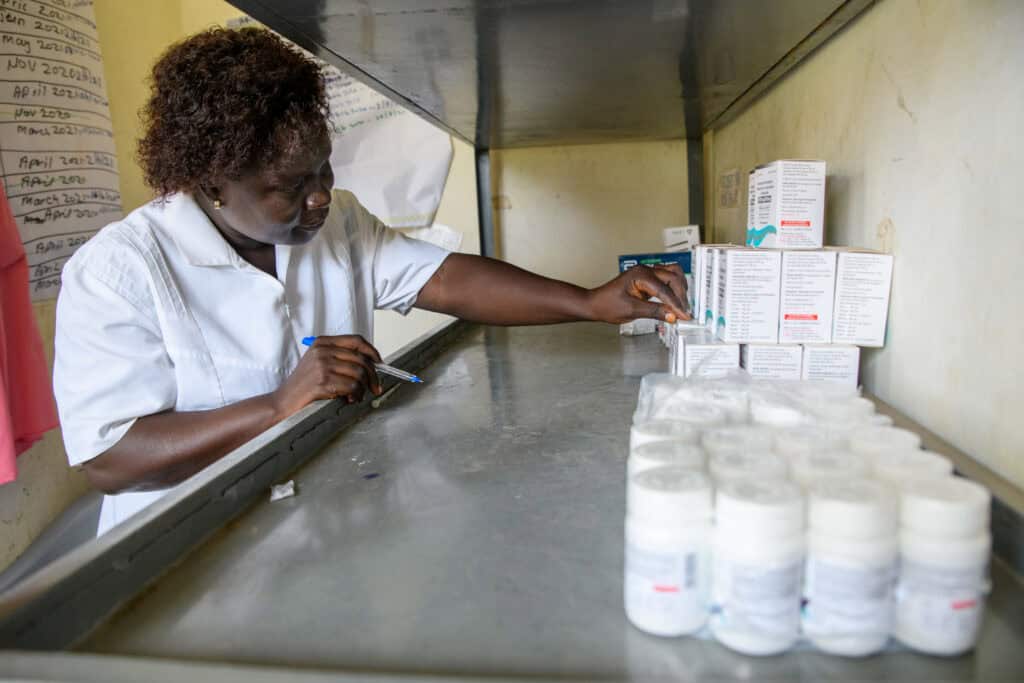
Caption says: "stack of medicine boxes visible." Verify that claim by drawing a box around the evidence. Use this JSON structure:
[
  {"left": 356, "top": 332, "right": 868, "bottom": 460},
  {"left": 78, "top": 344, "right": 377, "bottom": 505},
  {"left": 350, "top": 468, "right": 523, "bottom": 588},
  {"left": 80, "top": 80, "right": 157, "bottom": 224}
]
[{"left": 672, "top": 160, "right": 894, "bottom": 387}]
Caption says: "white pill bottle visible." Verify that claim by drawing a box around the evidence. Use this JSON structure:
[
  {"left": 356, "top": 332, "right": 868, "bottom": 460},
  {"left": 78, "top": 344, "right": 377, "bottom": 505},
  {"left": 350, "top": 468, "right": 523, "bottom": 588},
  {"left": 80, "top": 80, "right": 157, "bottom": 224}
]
[
  {"left": 624, "top": 466, "right": 714, "bottom": 636},
  {"left": 896, "top": 477, "right": 991, "bottom": 656},
  {"left": 802, "top": 478, "right": 898, "bottom": 656},
  {"left": 710, "top": 479, "right": 805, "bottom": 656}
]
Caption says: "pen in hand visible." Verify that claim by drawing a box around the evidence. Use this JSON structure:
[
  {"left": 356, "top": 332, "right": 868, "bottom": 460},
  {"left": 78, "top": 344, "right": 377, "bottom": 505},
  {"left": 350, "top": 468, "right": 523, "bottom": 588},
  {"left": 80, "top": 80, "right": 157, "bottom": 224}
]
[{"left": 300, "top": 336, "right": 424, "bottom": 384}]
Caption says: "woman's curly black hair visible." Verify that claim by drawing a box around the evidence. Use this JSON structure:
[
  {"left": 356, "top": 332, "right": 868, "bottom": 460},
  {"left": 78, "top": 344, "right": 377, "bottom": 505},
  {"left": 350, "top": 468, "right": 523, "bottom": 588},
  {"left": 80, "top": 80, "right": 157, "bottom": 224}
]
[{"left": 138, "top": 27, "right": 329, "bottom": 197}]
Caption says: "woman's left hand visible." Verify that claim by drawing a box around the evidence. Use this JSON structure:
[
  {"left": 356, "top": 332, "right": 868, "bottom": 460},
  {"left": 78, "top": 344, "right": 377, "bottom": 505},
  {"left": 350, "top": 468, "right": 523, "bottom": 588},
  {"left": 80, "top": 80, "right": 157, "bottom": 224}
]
[{"left": 586, "top": 264, "right": 690, "bottom": 324}]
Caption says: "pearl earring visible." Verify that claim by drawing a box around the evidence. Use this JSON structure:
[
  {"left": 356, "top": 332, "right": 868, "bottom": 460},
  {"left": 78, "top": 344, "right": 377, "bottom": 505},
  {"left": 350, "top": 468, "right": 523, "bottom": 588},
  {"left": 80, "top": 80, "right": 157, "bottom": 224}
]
[{"left": 213, "top": 198, "right": 222, "bottom": 210}]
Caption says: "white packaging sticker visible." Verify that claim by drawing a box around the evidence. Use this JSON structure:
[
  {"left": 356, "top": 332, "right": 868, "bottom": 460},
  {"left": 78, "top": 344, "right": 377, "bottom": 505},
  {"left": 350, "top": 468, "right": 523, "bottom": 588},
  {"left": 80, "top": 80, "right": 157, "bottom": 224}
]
[
  {"left": 712, "top": 556, "right": 802, "bottom": 637},
  {"left": 779, "top": 251, "right": 837, "bottom": 343},
  {"left": 685, "top": 342, "right": 740, "bottom": 378},
  {"left": 897, "top": 560, "right": 987, "bottom": 645},
  {"left": 625, "top": 542, "right": 705, "bottom": 625},
  {"left": 716, "top": 250, "right": 782, "bottom": 344},
  {"left": 832, "top": 252, "right": 894, "bottom": 347},
  {"left": 803, "top": 556, "right": 896, "bottom": 637},
  {"left": 801, "top": 345, "right": 860, "bottom": 387},
  {"left": 741, "top": 344, "right": 803, "bottom": 380}
]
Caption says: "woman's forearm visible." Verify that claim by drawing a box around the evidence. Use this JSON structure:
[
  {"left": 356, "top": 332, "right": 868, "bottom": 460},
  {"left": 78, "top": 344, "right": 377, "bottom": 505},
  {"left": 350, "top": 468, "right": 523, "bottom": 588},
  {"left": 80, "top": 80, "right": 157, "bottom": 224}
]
[
  {"left": 83, "top": 394, "right": 283, "bottom": 494},
  {"left": 415, "top": 254, "right": 593, "bottom": 325},
  {"left": 416, "top": 253, "right": 689, "bottom": 325}
]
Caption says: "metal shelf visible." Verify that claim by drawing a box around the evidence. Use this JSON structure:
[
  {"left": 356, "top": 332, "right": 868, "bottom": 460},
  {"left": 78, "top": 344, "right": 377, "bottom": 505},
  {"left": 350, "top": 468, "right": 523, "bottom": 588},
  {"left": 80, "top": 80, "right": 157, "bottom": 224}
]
[{"left": 227, "top": 0, "right": 873, "bottom": 148}]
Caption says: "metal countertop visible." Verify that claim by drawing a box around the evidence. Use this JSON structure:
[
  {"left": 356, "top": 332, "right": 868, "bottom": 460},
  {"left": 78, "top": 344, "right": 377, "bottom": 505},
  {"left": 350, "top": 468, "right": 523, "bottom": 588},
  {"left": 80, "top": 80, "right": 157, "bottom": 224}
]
[{"left": 79, "top": 324, "right": 1024, "bottom": 680}]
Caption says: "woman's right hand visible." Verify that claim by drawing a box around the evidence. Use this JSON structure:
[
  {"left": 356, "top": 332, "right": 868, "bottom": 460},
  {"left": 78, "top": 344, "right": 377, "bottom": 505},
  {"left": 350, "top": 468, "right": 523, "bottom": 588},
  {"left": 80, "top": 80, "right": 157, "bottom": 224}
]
[{"left": 271, "top": 335, "right": 384, "bottom": 418}]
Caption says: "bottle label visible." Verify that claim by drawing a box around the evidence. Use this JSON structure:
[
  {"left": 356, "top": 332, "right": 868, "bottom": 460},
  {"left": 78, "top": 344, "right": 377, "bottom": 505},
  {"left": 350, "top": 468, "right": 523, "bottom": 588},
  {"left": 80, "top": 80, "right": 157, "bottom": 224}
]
[
  {"left": 803, "top": 555, "right": 896, "bottom": 636},
  {"left": 897, "top": 560, "right": 987, "bottom": 643},
  {"left": 711, "top": 556, "right": 802, "bottom": 637},
  {"left": 625, "top": 541, "right": 704, "bottom": 624}
]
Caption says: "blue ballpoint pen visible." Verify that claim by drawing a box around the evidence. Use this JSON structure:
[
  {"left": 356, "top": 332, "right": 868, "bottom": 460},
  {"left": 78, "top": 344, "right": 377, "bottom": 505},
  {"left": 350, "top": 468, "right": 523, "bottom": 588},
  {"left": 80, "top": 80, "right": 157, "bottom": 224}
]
[{"left": 301, "top": 336, "right": 424, "bottom": 383}]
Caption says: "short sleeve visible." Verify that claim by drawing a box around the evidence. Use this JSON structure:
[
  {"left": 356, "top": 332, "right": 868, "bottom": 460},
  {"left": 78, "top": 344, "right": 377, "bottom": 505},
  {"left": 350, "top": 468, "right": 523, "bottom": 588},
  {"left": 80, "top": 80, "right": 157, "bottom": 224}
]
[
  {"left": 359, "top": 208, "right": 451, "bottom": 315},
  {"left": 53, "top": 257, "right": 177, "bottom": 466}
]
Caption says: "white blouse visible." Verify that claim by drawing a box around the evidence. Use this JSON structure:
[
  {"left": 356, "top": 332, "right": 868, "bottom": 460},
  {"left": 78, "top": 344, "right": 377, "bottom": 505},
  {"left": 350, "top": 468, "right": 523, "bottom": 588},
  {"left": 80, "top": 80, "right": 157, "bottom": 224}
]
[{"left": 54, "top": 190, "right": 449, "bottom": 534}]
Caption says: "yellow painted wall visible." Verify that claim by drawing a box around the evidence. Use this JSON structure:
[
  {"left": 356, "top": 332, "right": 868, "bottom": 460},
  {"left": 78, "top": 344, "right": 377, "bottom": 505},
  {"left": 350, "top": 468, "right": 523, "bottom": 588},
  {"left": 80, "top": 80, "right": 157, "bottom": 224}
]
[
  {"left": 705, "top": 0, "right": 1024, "bottom": 486},
  {"left": 492, "top": 141, "right": 689, "bottom": 288}
]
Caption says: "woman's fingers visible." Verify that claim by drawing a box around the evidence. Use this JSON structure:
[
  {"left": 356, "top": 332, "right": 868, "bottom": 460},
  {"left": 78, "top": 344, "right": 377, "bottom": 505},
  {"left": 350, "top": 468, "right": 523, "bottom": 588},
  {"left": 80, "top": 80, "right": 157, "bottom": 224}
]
[
  {"left": 328, "top": 348, "right": 382, "bottom": 394},
  {"left": 652, "top": 264, "right": 689, "bottom": 312},
  {"left": 313, "top": 334, "right": 382, "bottom": 363},
  {"left": 629, "top": 267, "right": 690, "bottom": 321}
]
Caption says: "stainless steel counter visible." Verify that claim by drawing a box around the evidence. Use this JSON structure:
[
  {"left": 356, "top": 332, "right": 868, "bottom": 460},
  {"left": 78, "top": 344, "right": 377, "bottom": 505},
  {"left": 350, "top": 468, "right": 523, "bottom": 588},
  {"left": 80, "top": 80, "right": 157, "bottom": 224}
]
[{"left": 76, "top": 324, "right": 1024, "bottom": 680}]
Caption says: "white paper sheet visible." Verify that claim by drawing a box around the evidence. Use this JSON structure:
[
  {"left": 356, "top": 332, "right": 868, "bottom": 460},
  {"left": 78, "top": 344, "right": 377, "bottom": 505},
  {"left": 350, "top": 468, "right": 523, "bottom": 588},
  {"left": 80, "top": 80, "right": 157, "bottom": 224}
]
[
  {"left": 0, "top": 0, "right": 122, "bottom": 301},
  {"left": 228, "top": 16, "right": 452, "bottom": 228},
  {"left": 401, "top": 223, "right": 463, "bottom": 252}
]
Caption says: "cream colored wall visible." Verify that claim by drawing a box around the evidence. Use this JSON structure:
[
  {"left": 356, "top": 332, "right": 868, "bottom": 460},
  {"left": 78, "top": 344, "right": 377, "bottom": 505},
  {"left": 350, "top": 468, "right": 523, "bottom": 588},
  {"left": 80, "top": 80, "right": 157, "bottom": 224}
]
[
  {"left": 491, "top": 141, "right": 689, "bottom": 288},
  {"left": 705, "top": 0, "right": 1024, "bottom": 486}
]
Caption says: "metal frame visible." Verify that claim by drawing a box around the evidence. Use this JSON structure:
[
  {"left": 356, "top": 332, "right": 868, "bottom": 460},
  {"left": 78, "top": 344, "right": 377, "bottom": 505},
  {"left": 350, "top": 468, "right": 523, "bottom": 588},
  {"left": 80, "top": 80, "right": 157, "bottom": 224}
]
[
  {"left": 0, "top": 321, "right": 471, "bottom": 649},
  {"left": 227, "top": 0, "right": 473, "bottom": 146},
  {"left": 475, "top": 150, "right": 496, "bottom": 258},
  {"left": 705, "top": 0, "right": 875, "bottom": 131}
]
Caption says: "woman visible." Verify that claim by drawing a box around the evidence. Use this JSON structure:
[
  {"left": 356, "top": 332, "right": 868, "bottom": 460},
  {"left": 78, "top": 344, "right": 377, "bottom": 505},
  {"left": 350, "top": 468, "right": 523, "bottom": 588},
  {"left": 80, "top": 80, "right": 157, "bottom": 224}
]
[{"left": 53, "top": 27, "right": 688, "bottom": 534}]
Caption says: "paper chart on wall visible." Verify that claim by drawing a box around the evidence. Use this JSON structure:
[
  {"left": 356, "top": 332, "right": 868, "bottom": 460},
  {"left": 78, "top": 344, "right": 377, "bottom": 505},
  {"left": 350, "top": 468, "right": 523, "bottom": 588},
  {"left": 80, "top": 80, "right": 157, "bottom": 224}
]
[
  {"left": 0, "top": 0, "right": 122, "bottom": 301},
  {"left": 228, "top": 15, "right": 452, "bottom": 229}
]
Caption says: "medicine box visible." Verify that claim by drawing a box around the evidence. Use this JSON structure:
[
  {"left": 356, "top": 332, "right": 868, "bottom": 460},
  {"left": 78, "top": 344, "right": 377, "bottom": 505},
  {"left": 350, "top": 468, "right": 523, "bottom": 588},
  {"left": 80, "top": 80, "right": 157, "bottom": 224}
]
[
  {"left": 747, "top": 169, "right": 757, "bottom": 242},
  {"left": 663, "top": 225, "right": 701, "bottom": 252},
  {"left": 831, "top": 249, "right": 894, "bottom": 347},
  {"left": 779, "top": 250, "right": 837, "bottom": 344},
  {"left": 618, "top": 251, "right": 691, "bottom": 274},
  {"left": 801, "top": 344, "right": 860, "bottom": 387},
  {"left": 669, "top": 325, "right": 739, "bottom": 378},
  {"left": 697, "top": 245, "right": 734, "bottom": 330},
  {"left": 692, "top": 245, "right": 706, "bottom": 324},
  {"left": 747, "top": 160, "right": 826, "bottom": 250},
  {"left": 716, "top": 248, "right": 782, "bottom": 344},
  {"left": 741, "top": 344, "right": 803, "bottom": 380},
  {"left": 685, "top": 332, "right": 740, "bottom": 379}
]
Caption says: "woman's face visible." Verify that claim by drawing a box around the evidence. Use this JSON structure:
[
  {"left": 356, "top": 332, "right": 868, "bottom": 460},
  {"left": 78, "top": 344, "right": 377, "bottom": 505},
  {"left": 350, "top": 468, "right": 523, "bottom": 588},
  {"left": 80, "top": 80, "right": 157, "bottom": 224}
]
[{"left": 211, "top": 130, "right": 335, "bottom": 247}]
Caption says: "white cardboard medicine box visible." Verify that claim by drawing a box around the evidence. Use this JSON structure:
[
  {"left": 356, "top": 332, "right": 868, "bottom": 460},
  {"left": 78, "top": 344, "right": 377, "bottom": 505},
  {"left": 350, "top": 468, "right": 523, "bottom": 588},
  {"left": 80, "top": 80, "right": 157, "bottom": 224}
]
[
  {"left": 663, "top": 225, "right": 701, "bottom": 252},
  {"left": 683, "top": 331, "right": 740, "bottom": 378},
  {"left": 702, "top": 245, "right": 737, "bottom": 331},
  {"left": 741, "top": 343, "right": 803, "bottom": 380},
  {"left": 779, "top": 250, "right": 837, "bottom": 344},
  {"left": 831, "top": 249, "right": 894, "bottom": 347},
  {"left": 748, "top": 160, "right": 826, "bottom": 250},
  {"left": 716, "top": 248, "right": 782, "bottom": 344},
  {"left": 801, "top": 344, "right": 860, "bottom": 387}
]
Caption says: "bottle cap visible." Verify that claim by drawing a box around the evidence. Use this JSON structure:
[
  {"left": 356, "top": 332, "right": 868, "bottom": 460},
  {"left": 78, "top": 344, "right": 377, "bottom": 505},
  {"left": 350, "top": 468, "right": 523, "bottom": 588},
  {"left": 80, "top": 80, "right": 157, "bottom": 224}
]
[
  {"left": 709, "top": 450, "right": 788, "bottom": 485},
  {"left": 900, "top": 476, "right": 990, "bottom": 538},
  {"left": 701, "top": 425, "right": 775, "bottom": 456},
  {"left": 629, "top": 419, "right": 700, "bottom": 451},
  {"left": 790, "top": 450, "right": 868, "bottom": 488},
  {"left": 871, "top": 449, "right": 953, "bottom": 485},
  {"left": 629, "top": 441, "right": 705, "bottom": 477},
  {"left": 808, "top": 477, "right": 898, "bottom": 538},
  {"left": 848, "top": 426, "right": 922, "bottom": 455},
  {"left": 715, "top": 478, "right": 804, "bottom": 537},
  {"left": 627, "top": 466, "right": 713, "bottom": 523}
]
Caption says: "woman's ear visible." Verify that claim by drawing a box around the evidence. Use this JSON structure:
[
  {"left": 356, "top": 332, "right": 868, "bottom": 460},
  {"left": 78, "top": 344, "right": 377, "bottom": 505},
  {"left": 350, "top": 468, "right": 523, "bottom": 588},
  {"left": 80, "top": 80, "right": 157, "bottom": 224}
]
[{"left": 199, "top": 185, "right": 223, "bottom": 210}]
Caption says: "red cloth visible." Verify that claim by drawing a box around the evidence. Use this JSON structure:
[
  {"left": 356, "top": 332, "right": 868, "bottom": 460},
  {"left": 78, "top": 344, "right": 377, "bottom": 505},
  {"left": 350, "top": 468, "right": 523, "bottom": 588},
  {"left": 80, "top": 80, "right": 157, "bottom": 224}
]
[{"left": 0, "top": 183, "right": 59, "bottom": 484}]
